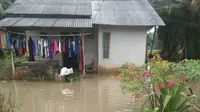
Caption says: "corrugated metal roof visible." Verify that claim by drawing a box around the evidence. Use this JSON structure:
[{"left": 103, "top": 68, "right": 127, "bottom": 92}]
[
  {"left": 0, "top": 18, "right": 92, "bottom": 28},
  {"left": 92, "top": 0, "right": 165, "bottom": 26},
  {"left": 4, "top": 0, "right": 92, "bottom": 16}
]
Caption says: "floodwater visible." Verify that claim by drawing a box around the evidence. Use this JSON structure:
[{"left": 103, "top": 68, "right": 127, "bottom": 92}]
[{"left": 0, "top": 75, "right": 138, "bottom": 112}]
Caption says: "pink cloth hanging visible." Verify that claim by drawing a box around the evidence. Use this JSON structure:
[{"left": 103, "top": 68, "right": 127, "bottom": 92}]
[
  {"left": 80, "top": 39, "right": 84, "bottom": 70},
  {"left": 53, "top": 40, "right": 58, "bottom": 54}
]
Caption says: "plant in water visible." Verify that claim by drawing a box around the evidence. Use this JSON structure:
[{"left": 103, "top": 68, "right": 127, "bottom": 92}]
[{"left": 0, "top": 90, "right": 21, "bottom": 112}]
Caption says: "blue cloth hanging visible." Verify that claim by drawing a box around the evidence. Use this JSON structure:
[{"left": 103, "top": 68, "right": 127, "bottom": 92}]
[
  {"left": 6, "top": 34, "right": 11, "bottom": 49},
  {"left": 68, "top": 39, "right": 71, "bottom": 57},
  {"left": 15, "top": 36, "right": 20, "bottom": 50},
  {"left": 22, "top": 37, "right": 26, "bottom": 49},
  {"left": 74, "top": 39, "right": 78, "bottom": 55}
]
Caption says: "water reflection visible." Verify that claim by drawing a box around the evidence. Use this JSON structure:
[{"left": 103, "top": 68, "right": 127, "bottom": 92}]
[{"left": 0, "top": 75, "right": 133, "bottom": 112}]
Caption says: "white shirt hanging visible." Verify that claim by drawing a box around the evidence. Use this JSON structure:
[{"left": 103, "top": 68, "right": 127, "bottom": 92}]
[
  {"left": 58, "top": 38, "right": 62, "bottom": 53},
  {"left": 38, "top": 38, "right": 43, "bottom": 56},
  {"left": 44, "top": 39, "right": 48, "bottom": 58},
  {"left": 72, "top": 41, "right": 75, "bottom": 51}
]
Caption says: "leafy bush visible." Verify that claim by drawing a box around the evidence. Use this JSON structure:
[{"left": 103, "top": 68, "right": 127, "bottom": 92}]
[
  {"left": 177, "top": 59, "right": 200, "bottom": 81},
  {"left": 143, "top": 82, "right": 198, "bottom": 112},
  {"left": 148, "top": 50, "right": 161, "bottom": 56},
  {"left": 118, "top": 56, "right": 200, "bottom": 112}
]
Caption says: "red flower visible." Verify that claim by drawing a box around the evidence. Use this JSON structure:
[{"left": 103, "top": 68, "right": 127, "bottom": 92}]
[
  {"left": 157, "top": 83, "right": 164, "bottom": 90},
  {"left": 158, "top": 57, "right": 162, "bottom": 61},
  {"left": 179, "top": 76, "right": 183, "bottom": 84},
  {"left": 167, "top": 80, "right": 176, "bottom": 88},
  {"left": 130, "top": 74, "right": 134, "bottom": 78},
  {"left": 137, "top": 72, "right": 141, "bottom": 79},
  {"left": 182, "top": 61, "right": 187, "bottom": 64},
  {"left": 144, "top": 71, "right": 152, "bottom": 76},
  {"left": 116, "top": 77, "right": 123, "bottom": 81},
  {"left": 128, "top": 67, "right": 132, "bottom": 71},
  {"left": 150, "top": 57, "right": 155, "bottom": 61},
  {"left": 135, "top": 93, "right": 142, "bottom": 99}
]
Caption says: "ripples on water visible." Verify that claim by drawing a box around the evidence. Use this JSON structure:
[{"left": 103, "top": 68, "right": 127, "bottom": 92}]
[{"left": 0, "top": 75, "right": 140, "bottom": 112}]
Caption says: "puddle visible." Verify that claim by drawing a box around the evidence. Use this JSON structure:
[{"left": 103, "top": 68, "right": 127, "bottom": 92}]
[{"left": 0, "top": 75, "right": 135, "bottom": 112}]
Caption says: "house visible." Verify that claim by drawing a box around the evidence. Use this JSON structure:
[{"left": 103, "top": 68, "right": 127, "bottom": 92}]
[{"left": 0, "top": 0, "right": 164, "bottom": 74}]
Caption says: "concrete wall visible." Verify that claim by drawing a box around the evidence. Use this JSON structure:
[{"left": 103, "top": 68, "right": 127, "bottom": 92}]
[{"left": 98, "top": 25, "right": 147, "bottom": 73}]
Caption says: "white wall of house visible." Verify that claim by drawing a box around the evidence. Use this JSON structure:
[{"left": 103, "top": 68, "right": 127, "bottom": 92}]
[{"left": 98, "top": 25, "right": 147, "bottom": 67}]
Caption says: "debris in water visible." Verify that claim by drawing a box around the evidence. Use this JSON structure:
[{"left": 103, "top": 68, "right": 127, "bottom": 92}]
[
  {"left": 61, "top": 89, "right": 74, "bottom": 95},
  {"left": 123, "top": 109, "right": 131, "bottom": 112},
  {"left": 1, "top": 81, "right": 7, "bottom": 83}
]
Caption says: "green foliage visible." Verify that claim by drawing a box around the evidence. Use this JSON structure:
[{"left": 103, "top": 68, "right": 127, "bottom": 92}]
[
  {"left": 150, "top": 57, "right": 179, "bottom": 84},
  {"left": 118, "top": 62, "right": 146, "bottom": 94},
  {"left": 149, "top": 0, "right": 200, "bottom": 61},
  {"left": 118, "top": 57, "right": 200, "bottom": 112},
  {"left": 177, "top": 59, "right": 200, "bottom": 80},
  {"left": 143, "top": 84, "right": 197, "bottom": 112}
]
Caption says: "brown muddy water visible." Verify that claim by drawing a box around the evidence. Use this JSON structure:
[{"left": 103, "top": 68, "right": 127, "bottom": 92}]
[{"left": 0, "top": 75, "right": 140, "bottom": 112}]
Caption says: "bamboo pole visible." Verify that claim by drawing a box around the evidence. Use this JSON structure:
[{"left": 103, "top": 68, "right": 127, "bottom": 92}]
[
  {"left": 11, "top": 50, "right": 15, "bottom": 78},
  {"left": 81, "top": 33, "right": 86, "bottom": 78},
  {"left": 11, "top": 50, "right": 19, "bottom": 104}
]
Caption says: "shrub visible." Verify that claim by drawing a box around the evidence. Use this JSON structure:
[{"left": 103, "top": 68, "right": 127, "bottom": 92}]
[
  {"left": 177, "top": 59, "right": 200, "bottom": 81},
  {"left": 118, "top": 56, "right": 200, "bottom": 112}
]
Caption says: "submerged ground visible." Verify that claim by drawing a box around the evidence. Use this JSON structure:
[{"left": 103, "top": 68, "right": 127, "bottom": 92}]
[{"left": 0, "top": 75, "right": 138, "bottom": 112}]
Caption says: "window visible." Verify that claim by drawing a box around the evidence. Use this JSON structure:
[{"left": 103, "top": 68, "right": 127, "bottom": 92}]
[{"left": 103, "top": 32, "right": 110, "bottom": 58}]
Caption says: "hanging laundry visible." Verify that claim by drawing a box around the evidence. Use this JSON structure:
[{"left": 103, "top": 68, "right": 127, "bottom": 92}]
[
  {"left": 28, "top": 37, "right": 35, "bottom": 61},
  {"left": 6, "top": 34, "right": 11, "bottom": 49},
  {"left": 35, "top": 39, "right": 39, "bottom": 56},
  {"left": 1, "top": 32, "right": 7, "bottom": 49},
  {"left": 72, "top": 40, "right": 75, "bottom": 52},
  {"left": 32, "top": 40, "right": 36, "bottom": 56},
  {"left": 45, "top": 38, "right": 49, "bottom": 58},
  {"left": 11, "top": 37, "right": 14, "bottom": 50},
  {"left": 22, "top": 38, "right": 26, "bottom": 49},
  {"left": 37, "top": 39, "right": 40, "bottom": 56},
  {"left": 62, "top": 39, "right": 66, "bottom": 53},
  {"left": 14, "top": 39, "right": 19, "bottom": 56},
  {"left": 53, "top": 39, "right": 58, "bottom": 54},
  {"left": 68, "top": 39, "right": 71, "bottom": 57},
  {"left": 15, "top": 36, "right": 20, "bottom": 51},
  {"left": 74, "top": 39, "right": 79, "bottom": 55},
  {"left": 38, "top": 38, "right": 43, "bottom": 57},
  {"left": 19, "top": 38, "right": 23, "bottom": 56},
  {"left": 49, "top": 40, "right": 53, "bottom": 60},
  {"left": 26, "top": 39, "right": 29, "bottom": 56},
  {"left": 44, "top": 39, "right": 47, "bottom": 57},
  {"left": 58, "top": 38, "right": 62, "bottom": 53}
]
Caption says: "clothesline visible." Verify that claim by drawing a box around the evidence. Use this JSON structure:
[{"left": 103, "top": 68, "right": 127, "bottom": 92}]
[{"left": 0, "top": 28, "right": 91, "bottom": 37}]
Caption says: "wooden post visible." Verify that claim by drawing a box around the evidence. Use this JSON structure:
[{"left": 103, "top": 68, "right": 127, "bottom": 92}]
[
  {"left": 11, "top": 50, "right": 15, "bottom": 78},
  {"left": 82, "top": 33, "right": 86, "bottom": 78},
  {"left": 11, "top": 50, "right": 19, "bottom": 104}
]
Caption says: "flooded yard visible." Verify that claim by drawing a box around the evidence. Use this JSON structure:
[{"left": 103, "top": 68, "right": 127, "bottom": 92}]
[{"left": 0, "top": 75, "right": 136, "bottom": 112}]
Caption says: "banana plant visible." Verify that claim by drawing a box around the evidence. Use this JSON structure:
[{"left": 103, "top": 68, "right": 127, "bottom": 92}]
[{"left": 142, "top": 83, "right": 198, "bottom": 112}]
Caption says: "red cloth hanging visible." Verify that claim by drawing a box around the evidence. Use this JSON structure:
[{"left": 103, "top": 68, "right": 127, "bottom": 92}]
[
  {"left": 19, "top": 38, "right": 23, "bottom": 56},
  {"left": 80, "top": 38, "right": 84, "bottom": 70}
]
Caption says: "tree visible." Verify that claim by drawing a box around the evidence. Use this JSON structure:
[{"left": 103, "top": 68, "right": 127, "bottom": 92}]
[
  {"left": 0, "top": 0, "right": 13, "bottom": 19},
  {"left": 149, "top": 0, "right": 200, "bottom": 61}
]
